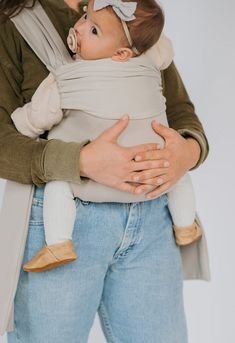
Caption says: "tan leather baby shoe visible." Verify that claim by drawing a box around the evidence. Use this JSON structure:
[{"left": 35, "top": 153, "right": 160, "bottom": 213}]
[
  {"left": 23, "top": 239, "right": 77, "bottom": 272},
  {"left": 173, "top": 221, "right": 203, "bottom": 246}
]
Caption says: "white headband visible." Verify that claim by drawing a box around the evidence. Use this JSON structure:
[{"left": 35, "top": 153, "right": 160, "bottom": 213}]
[{"left": 93, "top": 0, "right": 140, "bottom": 55}]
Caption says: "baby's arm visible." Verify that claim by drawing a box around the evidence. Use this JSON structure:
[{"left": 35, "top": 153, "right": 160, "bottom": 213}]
[
  {"left": 145, "top": 33, "right": 174, "bottom": 71},
  {"left": 11, "top": 73, "right": 63, "bottom": 138}
]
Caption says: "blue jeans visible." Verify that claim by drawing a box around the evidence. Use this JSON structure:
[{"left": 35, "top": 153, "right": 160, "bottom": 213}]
[{"left": 8, "top": 185, "right": 188, "bottom": 343}]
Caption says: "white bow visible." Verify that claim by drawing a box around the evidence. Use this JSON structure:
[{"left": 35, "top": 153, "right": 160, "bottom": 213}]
[{"left": 93, "top": 0, "right": 137, "bottom": 22}]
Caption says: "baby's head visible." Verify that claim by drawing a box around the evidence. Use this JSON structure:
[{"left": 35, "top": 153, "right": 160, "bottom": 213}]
[{"left": 67, "top": 0, "right": 164, "bottom": 61}]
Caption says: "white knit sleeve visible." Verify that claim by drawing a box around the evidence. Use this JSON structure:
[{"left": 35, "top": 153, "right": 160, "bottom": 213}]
[
  {"left": 11, "top": 73, "right": 64, "bottom": 138},
  {"left": 145, "top": 33, "right": 175, "bottom": 70}
]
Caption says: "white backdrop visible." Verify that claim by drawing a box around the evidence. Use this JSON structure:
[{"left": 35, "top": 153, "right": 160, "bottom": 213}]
[{"left": 1, "top": 0, "right": 235, "bottom": 342}]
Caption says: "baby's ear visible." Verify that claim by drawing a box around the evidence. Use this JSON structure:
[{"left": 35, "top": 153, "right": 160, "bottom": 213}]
[{"left": 112, "top": 48, "right": 133, "bottom": 62}]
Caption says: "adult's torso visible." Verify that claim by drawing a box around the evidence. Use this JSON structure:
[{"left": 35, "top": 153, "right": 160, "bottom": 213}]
[{"left": 49, "top": 57, "right": 168, "bottom": 202}]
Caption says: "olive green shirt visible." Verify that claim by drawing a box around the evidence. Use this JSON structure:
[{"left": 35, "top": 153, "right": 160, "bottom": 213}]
[{"left": 0, "top": 0, "right": 209, "bottom": 187}]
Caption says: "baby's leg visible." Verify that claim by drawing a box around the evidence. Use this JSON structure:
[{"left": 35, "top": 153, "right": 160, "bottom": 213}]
[
  {"left": 23, "top": 181, "right": 77, "bottom": 272},
  {"left": 167, "top": 173, "right": 202, "bottom": 246},
  {"left": 43, "top": 180, "right": 76, "bottom": 244}
]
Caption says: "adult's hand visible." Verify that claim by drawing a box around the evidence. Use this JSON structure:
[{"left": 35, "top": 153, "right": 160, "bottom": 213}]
[
  {"left": 79, "top": 115, "right": 166, "bottom": 194},
  {"left": 132, "top": 121, "right": 201, "bottom": 199}
]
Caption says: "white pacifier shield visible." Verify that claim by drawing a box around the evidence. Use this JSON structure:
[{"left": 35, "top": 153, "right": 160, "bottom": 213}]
[{"left": 67, "top": 28, "right": 78, "bottom": 53}]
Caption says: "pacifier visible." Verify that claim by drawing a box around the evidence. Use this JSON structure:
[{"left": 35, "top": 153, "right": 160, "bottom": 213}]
[{"left": 67, "top": 28, "right": 78, "bottom": 54}]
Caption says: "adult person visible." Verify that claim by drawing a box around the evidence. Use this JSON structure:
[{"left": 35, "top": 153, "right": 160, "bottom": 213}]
[{"left": 0, "top": 0, "right": 210, "bottom": 342}]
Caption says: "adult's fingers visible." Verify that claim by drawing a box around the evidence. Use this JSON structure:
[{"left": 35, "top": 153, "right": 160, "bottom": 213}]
[
  {"left": 134, "top": 148, "right": 169, "bottom": 163},
  {"left": 98, "top": 115, "right": 130, "bottom": 143},
  {"left": 133, "top": 184, "right": 156, "bottom": 194},
  {"left": 130, "top": 168, "right": 168, "bottom": 183},
  {"left": 128, "top": 142, "right": 159, "bottom": 159},
  {"left": 144, "top": 181, "right": 171, "bottom": 199},
  {"left": 131, "top": 158, "right": 169, "bottom": 172},
  {"left": 115, "top": 182, "right": 140, "bottom": 194},
  {"left": 151, "top": 120, "right": 175, "bottom": 140},
  {"left": 137, "top": 174, "right": 167, "bottom": 186}
]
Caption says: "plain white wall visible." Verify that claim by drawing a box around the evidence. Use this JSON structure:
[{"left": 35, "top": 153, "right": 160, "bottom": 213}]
[{"left": 1, "top": 0, "right": 235, "bottom": 342}]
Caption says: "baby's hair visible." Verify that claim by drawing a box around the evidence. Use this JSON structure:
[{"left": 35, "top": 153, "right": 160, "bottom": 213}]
[
  {"left": 106, "top": 0, "right": 164, "bottom": 54},
  {"left": 108, "top": 0, "right": 162, "bottom": 54},
  {"left": 124, "top": 0, "right": 165, "bottom": 54}
]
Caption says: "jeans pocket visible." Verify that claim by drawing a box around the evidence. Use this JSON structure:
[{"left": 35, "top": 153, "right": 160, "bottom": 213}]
[
  {"left": 74, "top": 198, "right": 91, "bottom": 209},
  {"left": 162, "top": 193, "right": 169, "bottom": 206},
  {"left": 28, "top": 198, "right": 44, "bottom": 226},
  {"left": 25, "top": 199, "right": 45, "bottom": 258}
]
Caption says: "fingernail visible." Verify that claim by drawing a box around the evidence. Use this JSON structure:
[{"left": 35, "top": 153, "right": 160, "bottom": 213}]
[
  {"left": 135, "top": 155, "right": 142, "bottom": 161},
  {"left": 164, "top": 161, "right": 170, "bottom": 167},
  {"left": 157, "top": 178, "right": 163, "bottom": 185},
  {"left": 133, "top": 176, "right": 139, "bottom": 182},
  {"left": 121, "top": 114, "right": 129, "bottom": 120}
]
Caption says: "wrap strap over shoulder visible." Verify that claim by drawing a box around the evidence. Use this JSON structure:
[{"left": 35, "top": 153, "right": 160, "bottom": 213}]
[
  {"left": 11, "top": 1, "right": 72, "bottom": 69},
  {"left": 11, "top": 2, "right": 168, "bottom": 120}
]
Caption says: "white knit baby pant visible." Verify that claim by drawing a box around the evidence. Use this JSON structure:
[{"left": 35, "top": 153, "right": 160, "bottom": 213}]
[
  {"left": 168, "top": 173, "right": 196, "bottom": 227},
  {"left": 43, "top": 173, "right": 196, "bottom": 245},
  {"left": 43, "top": 181, "right": 76, "bottom": 244}
]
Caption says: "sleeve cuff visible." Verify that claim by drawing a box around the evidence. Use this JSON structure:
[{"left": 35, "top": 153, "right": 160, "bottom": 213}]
[
  {"left": 41, "top": 139, "right": 90, "bottom": 185},
  {"left": 177, "top": 128, "right": 209, "bottom": 170}
]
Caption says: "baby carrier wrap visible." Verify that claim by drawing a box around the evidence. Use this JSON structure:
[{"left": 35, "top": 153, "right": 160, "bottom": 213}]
[
  {"left": 0, "top": 2, "right": 210, "bottom": 335},
  {"left": 12, "top": 1, "right": 169, "bottom": 203}
]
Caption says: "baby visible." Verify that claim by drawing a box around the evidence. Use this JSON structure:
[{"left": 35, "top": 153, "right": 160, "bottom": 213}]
[{"left": 11, "top": 0, "right": 202, "bottom": 272}]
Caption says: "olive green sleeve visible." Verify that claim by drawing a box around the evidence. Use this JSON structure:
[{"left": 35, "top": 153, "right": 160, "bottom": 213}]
[
  {"left": 0, "top": 19, "right": 89, "bottom": 187},
  {"left": 162, "top": 61, "right": 209, "bottom": 169},
  {"left": 0, "top": 70, "right": 89, "bottom": 187}
]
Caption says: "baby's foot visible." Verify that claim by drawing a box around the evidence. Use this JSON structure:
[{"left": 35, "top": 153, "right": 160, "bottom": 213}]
[
  {"left": 173, "top": 221, "right": 202, "bottom": 246},
  {"left": 23, "top": 239, "right": 77, "bottom": 272}
]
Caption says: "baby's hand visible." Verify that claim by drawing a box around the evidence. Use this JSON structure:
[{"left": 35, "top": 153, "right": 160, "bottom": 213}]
[{"left": 30, "top": 73, "right": 63, "bottom": 131}]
